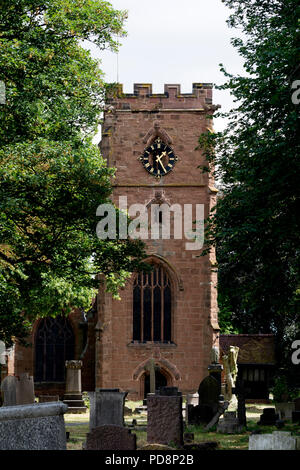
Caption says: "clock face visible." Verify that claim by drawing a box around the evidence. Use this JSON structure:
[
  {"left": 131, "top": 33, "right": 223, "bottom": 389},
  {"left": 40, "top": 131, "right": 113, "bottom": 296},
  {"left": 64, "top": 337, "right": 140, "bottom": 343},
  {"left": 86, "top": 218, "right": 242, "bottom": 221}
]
[{"left": 139, "top": 139, "right": 178, "bottom": 177}]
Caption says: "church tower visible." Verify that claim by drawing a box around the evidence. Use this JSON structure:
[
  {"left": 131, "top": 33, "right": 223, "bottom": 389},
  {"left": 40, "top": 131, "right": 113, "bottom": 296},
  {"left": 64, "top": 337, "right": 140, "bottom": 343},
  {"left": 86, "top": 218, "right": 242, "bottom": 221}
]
[{"left": 97, "top": 83, "right": 220, "bottom": 399}]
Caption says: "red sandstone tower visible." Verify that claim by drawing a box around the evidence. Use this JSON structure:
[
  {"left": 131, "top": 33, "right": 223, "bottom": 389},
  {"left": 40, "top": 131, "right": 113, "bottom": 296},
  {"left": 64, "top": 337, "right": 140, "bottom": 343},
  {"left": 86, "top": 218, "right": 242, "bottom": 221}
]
[{"left": 96, "top": 83, "right": 220, "bottom": 399}]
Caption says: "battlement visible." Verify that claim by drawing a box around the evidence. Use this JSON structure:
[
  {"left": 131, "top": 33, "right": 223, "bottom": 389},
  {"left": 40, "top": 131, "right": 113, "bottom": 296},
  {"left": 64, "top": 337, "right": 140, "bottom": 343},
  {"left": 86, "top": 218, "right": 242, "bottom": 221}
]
[{"left": 105, "top": 83, "right": 219, "bottom": 112}]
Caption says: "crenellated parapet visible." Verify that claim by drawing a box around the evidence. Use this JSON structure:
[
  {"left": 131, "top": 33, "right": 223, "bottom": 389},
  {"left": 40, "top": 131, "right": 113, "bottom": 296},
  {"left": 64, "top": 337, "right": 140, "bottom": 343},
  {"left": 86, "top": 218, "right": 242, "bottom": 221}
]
[{"left": 105, "top": 83, "right": 220, "bottom": 112}]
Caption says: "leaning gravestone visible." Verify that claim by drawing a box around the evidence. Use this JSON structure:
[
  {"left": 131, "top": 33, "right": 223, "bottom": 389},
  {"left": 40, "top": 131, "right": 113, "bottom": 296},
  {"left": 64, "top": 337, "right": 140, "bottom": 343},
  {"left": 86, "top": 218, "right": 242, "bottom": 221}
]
[
  {"left": 147, "top": 387, "right": 183, "bottom": 447},
  {"left": 89, "top": 388, "right": 127, "bottom": 429},
  {"left": 1, "top": 375, "right": 17, "bottom": 406},
  {"left": 0, "top": 402, "right": 68, "bottom": 450},
  {"left": 85, "top": 425, "right": 136, "bottom": 450}
]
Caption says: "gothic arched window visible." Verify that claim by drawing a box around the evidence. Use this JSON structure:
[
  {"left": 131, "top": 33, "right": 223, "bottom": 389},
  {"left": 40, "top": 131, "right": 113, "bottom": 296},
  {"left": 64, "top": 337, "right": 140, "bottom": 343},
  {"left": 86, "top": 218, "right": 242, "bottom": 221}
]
[
  {"left": 35, "top": 316, "right": 75, "bottom": 382},
  {"left": 133, "top": 265, "right": 172, "bottom": 343}
]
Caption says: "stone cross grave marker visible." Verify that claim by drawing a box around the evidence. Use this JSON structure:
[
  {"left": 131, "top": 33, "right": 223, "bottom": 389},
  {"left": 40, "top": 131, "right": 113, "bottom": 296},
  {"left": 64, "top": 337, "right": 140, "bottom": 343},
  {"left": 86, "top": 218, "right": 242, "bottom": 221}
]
[{"left": 145, "top": 358, "right": 156, "bottom": 394}]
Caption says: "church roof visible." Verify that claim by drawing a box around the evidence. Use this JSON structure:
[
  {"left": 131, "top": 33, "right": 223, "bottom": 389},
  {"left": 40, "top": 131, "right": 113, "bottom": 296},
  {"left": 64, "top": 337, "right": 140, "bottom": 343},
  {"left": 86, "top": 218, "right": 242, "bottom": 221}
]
[{"left": 220, "top": 334, "right": 276, "bottom": 365}]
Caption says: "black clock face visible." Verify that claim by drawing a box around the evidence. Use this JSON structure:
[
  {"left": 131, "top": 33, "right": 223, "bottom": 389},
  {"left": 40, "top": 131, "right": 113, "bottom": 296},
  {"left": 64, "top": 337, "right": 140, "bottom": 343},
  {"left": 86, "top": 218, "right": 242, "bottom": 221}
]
[{"left": 139, "top": 140, "right": 178, "bottom": 177}]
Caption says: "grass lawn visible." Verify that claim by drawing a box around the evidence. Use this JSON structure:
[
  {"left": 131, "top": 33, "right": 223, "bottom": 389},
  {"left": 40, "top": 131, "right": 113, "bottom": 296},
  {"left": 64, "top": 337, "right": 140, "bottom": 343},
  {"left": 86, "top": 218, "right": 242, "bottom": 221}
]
[{"left": 64, "top": 401, "right": 300, "bottom": 450}]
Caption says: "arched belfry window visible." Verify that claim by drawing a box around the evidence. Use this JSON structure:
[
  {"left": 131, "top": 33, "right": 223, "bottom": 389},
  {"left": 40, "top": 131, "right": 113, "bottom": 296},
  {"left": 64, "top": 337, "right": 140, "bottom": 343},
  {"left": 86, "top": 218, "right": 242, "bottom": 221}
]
[
  {"left": 35, "top": 316, "right": 75, "bottom": 382},
  {"left": 133, "top": 265, "right": 172, "bottom": 343}
]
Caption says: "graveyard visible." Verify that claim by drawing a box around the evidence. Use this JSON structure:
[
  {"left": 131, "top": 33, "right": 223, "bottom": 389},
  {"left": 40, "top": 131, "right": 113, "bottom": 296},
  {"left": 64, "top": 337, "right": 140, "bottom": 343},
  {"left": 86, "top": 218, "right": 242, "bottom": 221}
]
[
  {"left": 62, "top": 396, "right": 300, "bottom": 451},
  {"left": 1, "top": 366, "right": 299, "bottom": 451}
]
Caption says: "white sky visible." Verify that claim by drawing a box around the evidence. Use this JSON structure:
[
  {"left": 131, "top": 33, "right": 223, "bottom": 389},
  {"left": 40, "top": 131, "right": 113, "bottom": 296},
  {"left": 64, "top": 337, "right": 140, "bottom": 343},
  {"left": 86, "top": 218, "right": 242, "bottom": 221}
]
[{"left": 88, "top": 0, "right": 246, "bottom": 136}]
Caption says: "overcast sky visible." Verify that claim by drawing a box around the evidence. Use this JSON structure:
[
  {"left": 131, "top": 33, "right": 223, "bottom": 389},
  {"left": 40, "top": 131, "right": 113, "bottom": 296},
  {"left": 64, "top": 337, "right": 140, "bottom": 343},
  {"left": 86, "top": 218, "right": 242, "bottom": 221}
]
[{"left": 88, "top": 0, "right": 246, "bottom": 135}]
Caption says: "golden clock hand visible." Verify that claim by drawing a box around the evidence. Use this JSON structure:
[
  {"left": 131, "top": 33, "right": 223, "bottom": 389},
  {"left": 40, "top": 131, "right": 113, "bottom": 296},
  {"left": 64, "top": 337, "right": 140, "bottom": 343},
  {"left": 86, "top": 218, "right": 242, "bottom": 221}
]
[{"left": 156, "top": 154, "right": 167, "bottom": 173}]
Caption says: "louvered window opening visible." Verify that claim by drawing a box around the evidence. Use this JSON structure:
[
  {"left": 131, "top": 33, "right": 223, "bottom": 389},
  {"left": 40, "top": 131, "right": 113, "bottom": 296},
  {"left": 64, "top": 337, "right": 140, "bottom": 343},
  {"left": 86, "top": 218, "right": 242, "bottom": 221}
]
[{"left": 133, "top": 266, "right": 172, "bottom": 343}]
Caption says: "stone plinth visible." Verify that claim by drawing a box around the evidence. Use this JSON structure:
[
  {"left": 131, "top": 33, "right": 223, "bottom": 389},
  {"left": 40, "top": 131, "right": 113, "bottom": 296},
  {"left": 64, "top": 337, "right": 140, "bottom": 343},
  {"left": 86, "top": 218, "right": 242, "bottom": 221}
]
[
  {"left": 147, "top": 389, "right": 183, "bottom": 447},
  {"left": 186, "top": 393, "right": 199, "bottom": 407},
  {"left": 0, "top": 402, "right": 68, "bottom": 450},
  {"left": 39, "top": 395, "right": 60, "bottom": 403},
  {"left": 63, "top": 360, "right": 86, "bottom": 413},
  {"left": 89, "top": 388, "right": 127, "bottom": 429},
  {"left": 85, "top": 425, "right": 136, "bottom": 450}
]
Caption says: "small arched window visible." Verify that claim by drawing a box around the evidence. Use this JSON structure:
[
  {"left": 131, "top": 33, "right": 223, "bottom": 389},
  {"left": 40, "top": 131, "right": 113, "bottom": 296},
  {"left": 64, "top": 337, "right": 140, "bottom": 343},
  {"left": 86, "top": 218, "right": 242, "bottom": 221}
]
[
  {"left": 133, "top": 265, "right": 172, "bottom": 343},
  {"left": 35, "top": 316, "right": 75, "bottom": 382}
]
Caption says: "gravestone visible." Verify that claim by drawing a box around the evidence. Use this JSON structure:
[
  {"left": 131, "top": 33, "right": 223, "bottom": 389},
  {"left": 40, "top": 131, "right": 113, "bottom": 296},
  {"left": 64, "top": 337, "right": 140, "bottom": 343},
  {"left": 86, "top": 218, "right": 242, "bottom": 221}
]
[
  {"left": 1, "top": 375, "right": 17, "bottom": 406},
  {"left": 249, "top": 431, "right": 297, "bottom": 450},
  {"left": 0, "top": 402, "right": 68, "bottom": 450},
  {"left": 258, "top": 408, "right": 279, "bottom": 425},
  {"left": 147, "top": 387, "right": 183, "bottom": 447},
  {"left": 217, "top": 411, "right": 243, "bottom": 434},
  {"left": 16, "top": 373, "right": 35, "bottom": 405},
  {"left": 85, "top": 425, "right": 136, "bottom": 450},
  {"left": 198, "top": 375, "right": 220, "bottom": 406},
  {"left": 89, "top": 388, "right": 127, "bottom": 429},
  {"left": 187, "top": 375, "right": 219, "bottom": 425},
  {"left": 275, "top": 402, "right": 295, "bottom": 421}
]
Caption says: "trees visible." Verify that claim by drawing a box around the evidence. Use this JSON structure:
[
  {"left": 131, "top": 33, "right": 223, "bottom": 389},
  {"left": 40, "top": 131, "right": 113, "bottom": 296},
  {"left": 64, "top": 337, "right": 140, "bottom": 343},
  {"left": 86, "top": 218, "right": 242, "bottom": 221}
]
[
  {"left": 198, "top": 0, "right": 300, "bottom": 370},
  {"left": 0, "top": 1, "right": 148, "bottom": 346}
]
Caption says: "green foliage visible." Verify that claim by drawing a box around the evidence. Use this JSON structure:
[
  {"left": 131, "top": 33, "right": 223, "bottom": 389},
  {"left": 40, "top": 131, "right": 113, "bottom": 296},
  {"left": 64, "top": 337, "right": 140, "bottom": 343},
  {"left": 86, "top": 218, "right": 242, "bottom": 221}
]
[
  {"left": 0, "top": 1, "right": 147, "bottom": 346},
  {"left": 198, "top": 0, "right": 300, "bottom": 368},
  {"left": 271, "top": 376, "right": 290, "bottom": 402}
]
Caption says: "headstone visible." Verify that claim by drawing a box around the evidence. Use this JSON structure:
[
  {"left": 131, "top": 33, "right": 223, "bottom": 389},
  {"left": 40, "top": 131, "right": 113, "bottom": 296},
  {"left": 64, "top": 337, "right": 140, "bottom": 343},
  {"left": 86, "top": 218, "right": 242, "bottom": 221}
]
[
  {"left": 1, "top": 375, "right": 17, "bottom": 406},
  {"left": 258, "top": 408, "right": 279, "bottom": 425},
  {"left": 147, "top": 388, "right": 183, "bottom": 447},
  {"left": 16, "top": 373, "right": 35, "bottom": 405},
  {"left": 275, "top": 402, "right": 295, "bottom": 421},
  {"left": 187, "top": 375, "right": 219, "bottom": 425},
  {"left": 85, "top": 425, "right": 136, "bottom": 450},
  {"left": 0, "top": 402, "right": 68, "bottom": 450},
  {"left": 63, "top": 360, "right": 86, "bottom": 413},
  {"left": 217, "top": 411, "right": 243, "bottom": 434},
  {"left": 198, "top": 375, "right": 220, "bottom": 406},
  {"left": 89, "top": 388, "right": 127, "bottom": 429},
  {"left": 249, "top": 431, "right": 297, "bottom": 450}
]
